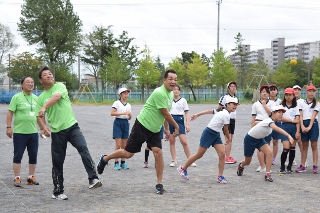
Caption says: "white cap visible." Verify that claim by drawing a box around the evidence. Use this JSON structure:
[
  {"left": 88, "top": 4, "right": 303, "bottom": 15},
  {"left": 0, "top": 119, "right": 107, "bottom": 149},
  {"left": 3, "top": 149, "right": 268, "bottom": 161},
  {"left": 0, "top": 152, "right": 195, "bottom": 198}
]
[
  {"left": 227, "top": 81, "right": 237, "bottom": 88},
  {"left": 271, "top": 105, "right": 286, "bottom": 113},
  {"left": 293, "top": 85, "right": 301, "bottom": 90},
  {"left": 118, "top": 88, "right": 130, "bottom": 95},
  {"left": 225, "top": 97, "right": 239, "bottom": 104}
]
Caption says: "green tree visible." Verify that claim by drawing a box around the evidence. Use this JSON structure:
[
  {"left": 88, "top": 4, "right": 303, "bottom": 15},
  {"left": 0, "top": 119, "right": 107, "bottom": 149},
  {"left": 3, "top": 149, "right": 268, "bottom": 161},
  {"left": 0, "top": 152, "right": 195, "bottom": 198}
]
[
  {"left": 187, "top": 54, "right": 210, "bottom": 102},
  {"left": 211, "top": 48, "right": 237, "bottom": 94},
  {"left": 0, "top": 23, "right": 18, "bottom": 64},
  {"left": 155, "top": 55, "right": 165, "bottom": 86},
  {"left": 311, "top": 58, "right": 320, "bottom": 86},
  {"left": 246, "top": 60, "right": 272, "bottom": 89},
  {"left": 135, "top": 46, "right": 160, "bottom": 102},
  {"left": 272, "top": 61, "right": 297, "bottom": 89},
  {"left": 18, "top": 0, "right": 82, "bottom": 69},
  {"left": 290, "top": 59, "right": 308, "bottom": 87},
  {"left": 167, "top": 57, "right": 184, "bottom": 86}
]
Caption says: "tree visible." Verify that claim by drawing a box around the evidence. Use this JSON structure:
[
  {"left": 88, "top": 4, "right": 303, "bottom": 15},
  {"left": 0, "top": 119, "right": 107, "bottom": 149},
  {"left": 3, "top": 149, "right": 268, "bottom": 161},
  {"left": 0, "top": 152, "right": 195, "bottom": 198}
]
[
  {"left": 155, "top": 55, "right": 165, "bottom": 86},
  {"left": 290, "top": 59, "right": 308, "bottom": 87},
  {"left": 18, "top": 0, "right": 82, "bottom": 69},
  {"left": 135, "top": 46, "right": 160, "bottom": 102},
  {"left": 311, "top": 58, "right": 320, "bottom": 86},
  {"left": 0, "top": 23, "right": 18, "bottom": 64},
  {"left": 246, "top": 60, "right": 272, "bottom": 89},
  {"left": 272, "top": 61, "right": 297, "bottom": 88},
  {"left": 211, "top": 48, "right": 237, "bottom": 94}
]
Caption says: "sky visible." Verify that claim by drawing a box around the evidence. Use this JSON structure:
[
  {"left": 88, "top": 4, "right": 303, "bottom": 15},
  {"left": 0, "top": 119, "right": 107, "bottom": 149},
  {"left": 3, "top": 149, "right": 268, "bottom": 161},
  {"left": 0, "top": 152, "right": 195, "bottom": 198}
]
[{"left": 0, "top": 0, "right": 320, "bottom": 70}]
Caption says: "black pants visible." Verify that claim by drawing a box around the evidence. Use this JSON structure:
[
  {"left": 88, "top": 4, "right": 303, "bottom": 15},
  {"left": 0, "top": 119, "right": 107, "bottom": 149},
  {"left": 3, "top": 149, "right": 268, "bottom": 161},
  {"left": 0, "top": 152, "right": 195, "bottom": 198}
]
[{"left": 51, "top": 123, "right": 98, "bottom": 195}]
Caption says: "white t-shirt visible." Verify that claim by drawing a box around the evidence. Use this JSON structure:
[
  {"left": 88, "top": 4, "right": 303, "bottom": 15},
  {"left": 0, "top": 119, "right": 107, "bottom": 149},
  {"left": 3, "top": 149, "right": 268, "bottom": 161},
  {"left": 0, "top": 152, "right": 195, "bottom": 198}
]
[
  {"left": 251, "top": 100, "right": 275, "bottom": 121},
  {"left": 111, "top": 100, "right": 131, "bottom": 119},
  {"left": 269, "top": 98, "right": 281, "bottom": 106},
  {"left": 170, "top": 98, "right": 189, "bottom": 115},
  {"left": 297, "top": 98, "right": 304, "bottom": 110},
  {"left": 282, "top": 104, "right": 300, "bottom": 121},
  {"left": 248, "top": 118, "right": 274, "bottom": 139},
  {"left": 207, "top": 109, "right": 230, "bottom": 132},
  {"left": 300, "top": 100, "right": 320, "bottom": 120},
  {"left": 219, "top": 93, "right": 238, "bottom": 119}
]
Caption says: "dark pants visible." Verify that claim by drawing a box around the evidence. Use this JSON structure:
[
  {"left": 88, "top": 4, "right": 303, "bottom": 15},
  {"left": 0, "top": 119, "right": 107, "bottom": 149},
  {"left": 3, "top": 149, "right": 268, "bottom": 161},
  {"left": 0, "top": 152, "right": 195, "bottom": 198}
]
[
  {"left": 13, "top": 133, "right": 39, "bottom": 164},
  {"left": 51, "top": 123, "right": 98, "bottom": 195}
]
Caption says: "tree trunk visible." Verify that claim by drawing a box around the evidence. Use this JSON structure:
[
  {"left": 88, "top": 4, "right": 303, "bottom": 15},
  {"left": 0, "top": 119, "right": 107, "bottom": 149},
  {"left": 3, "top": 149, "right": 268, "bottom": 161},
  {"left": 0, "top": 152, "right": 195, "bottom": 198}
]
[
  {"left": 189, "top": 84, "right": 196, "bottom": 101},
  {"left": 141, "top": 84, "right": 145, "bottom": 102}
]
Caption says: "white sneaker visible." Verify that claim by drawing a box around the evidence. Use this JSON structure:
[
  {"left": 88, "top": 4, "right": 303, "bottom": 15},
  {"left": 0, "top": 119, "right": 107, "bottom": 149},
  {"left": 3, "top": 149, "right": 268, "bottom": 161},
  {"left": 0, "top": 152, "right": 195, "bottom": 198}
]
[
  {"left": 52, "top": 193, "right": 68, "bottom": 200},
  {"left": 292, "top": 160, "right": 297, "bottom": 166},
  {"left": 89, "top": 179, "right": 102, "bottom": 189},
  {"left": 256, "top": 166, "right": 263, "bottom": 172},
  {"left": 190, "top": 163, "right": 197, "bottom": 167},
  {"left": 169, "top": 161, "right": 177, "bottom": 167}
]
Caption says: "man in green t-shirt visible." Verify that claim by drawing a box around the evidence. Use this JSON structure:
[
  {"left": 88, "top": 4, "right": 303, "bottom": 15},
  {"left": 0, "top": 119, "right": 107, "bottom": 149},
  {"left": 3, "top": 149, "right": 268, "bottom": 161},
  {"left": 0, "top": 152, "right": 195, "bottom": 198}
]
[
  {"left": 97, "top": 69, "right": 179, "bottom": 195},
  {"left": 36, "top": 66, "right": 102, "bottom": 201}
]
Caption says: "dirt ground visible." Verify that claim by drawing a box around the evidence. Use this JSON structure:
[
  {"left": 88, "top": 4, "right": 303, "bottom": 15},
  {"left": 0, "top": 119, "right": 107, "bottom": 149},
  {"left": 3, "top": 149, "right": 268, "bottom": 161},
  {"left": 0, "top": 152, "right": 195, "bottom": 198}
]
[{"left": 1, "top": 104, "right": 320, "bottom": 213}]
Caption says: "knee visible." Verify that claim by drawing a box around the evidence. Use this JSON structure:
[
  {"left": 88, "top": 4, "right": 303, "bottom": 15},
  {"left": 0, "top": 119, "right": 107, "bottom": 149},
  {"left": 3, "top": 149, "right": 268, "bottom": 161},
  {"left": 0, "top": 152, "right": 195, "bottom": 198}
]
[{"left": 152, "top": 148, "right": 163, "bottom": 157}]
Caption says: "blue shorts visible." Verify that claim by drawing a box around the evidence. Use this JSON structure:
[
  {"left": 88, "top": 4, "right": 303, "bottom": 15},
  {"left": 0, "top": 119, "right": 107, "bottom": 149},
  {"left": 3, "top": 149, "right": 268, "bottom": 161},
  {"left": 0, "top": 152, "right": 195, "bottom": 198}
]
[
  {"left": 301, "top": 119, "right": 319, "bottom": 142},
  {"left": 271, "top": 121, "right": 282, "bottom": 140},
  {"left": 280, "top": 123, "right": 297, "bottom": 141},
  {"left": 169, "top": 115, "right": 186, "bottom": 134},
  {"left": 13, "top": 133, "right": 39, "bottom": 164},
  {"left": 244, "top": 134, "right": 267, "bottom": 157},
  {"left": 113, "top": 118, "right": 130, "bottom": 139},
  {"left": 264, "top": 134, "right": 272, "bottom": 143},
  {"left": 199, "top": 127, "right": 222, "bottom": 149}
]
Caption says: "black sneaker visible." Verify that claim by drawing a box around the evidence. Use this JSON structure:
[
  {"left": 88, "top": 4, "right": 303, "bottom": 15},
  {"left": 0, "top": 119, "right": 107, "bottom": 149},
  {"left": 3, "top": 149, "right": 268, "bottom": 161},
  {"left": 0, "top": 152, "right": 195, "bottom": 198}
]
[
  {"left": 237, "top": 163, "right": 244, "bottom": 176},
  {"left": 265, "top": 174, "right": 273, "bottom": 182},
  {"left": 287, "top": 165, "right": 293, "bottom": 174},
  {"left": 155, "top": 184, "right": 166, "bottom": 195},
  {"left": 279, "top": 165, "right": 286, "bottom": 174},
  {"left": 97, "top": 155, "right": 108, "bottom": 175}
]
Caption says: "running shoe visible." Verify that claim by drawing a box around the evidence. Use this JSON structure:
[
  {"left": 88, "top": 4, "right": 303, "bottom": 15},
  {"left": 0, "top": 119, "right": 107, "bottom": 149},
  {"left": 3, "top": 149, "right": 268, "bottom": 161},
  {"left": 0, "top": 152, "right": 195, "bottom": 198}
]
[
  {"left": 121, "top": 163, "right": 129, "bottom": 169},
  {"left": 190, "top": 163, "right": 197, "bottom": 167},
  {"left": 155, "top": 184, "right": 166, "bottom": 195},
  {"left": 177, "top": 166, "right": 189, "bottom": 180},
  {"left": 295, "top": 165, "right": 306, "bottom": 173},
  {"left": 97, "top": 154, "right": 108, "bottom": 174},
  {"left": 225, "top": 157, "right": 237, "bottom": 164},
  {"left": 26, "top": 175, "right": 39, "bottom": 185},
  {"left": 237, "top": 163, "right": 244, "bottom": 176},
  {"left": 287, "top": 165, "right": 293, "bottom": 174},
  {"left": 52, "top": 193, "right": 68, "bottom": 200},
  {"left": 143, "top": 162, "right": 148, "bottom": 168},
  {"left": 14, "top": 177, "right": 21, "bottom": 187},
  {"left": 292, "top": 160, "right": 297, "bottom": 166},
  {"left": 264, "top": 174, "right": 273, "bottom": 182},
  {"left": 89, "top": 179, "right": 102, "bottom": 189},
  {"left": 279, "top": 165, "right": 286, "bottom": 174},
  {"left": 114, "top": 162, "right": 121, "bottom": 170},
  {"left": 217, "top": 175, "right": 228, "bottom": 184},
  {"left": 272, "top": 158, "right": 276, "bottom": 165},
  {"left": 313, "top": 165, "right": 318, "bottom": 174},
  {"left": 169, "top": 161, "right": 177, "bottom": 167}
]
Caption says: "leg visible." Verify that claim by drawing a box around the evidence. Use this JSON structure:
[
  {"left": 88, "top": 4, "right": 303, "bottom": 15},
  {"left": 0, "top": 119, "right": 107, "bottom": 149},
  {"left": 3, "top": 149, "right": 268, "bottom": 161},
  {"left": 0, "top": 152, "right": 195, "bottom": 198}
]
[
  {"left": 213, "top": 144, "right": 226, "bottom": 176},
  {"left": 26, "top": 133, "right": 39, "bottom": 176},
  {"left": 182, "top": 146, "right": 207, "bottom": 170},
  {"left": 179, "top": 134, "right": 191, "bottom": 159},
  {"left": 301, "top": 142, "right": 309, "bottom": 167},
  {"left": 260, "top": 144, "right": 273, "bottom": 173},
  {"left": 257, "top": 150, "right": 265, "bottom": 169},
  {"left": 311, "top": 141, "right": 318, "bottom": 166},
  {"left": 152, "top": 147, "right": 164, "bottom": 184},
  {"left": 13, "top": 163, "right": 21, "bottom": 177},
  {"left": 272, "top": 139, "right": 279, "bottom": 162},
  {"left": 240, "top": 156, "right": 253, "bottom": 167},
  {"left": 280, "top": 141, "right": 290, "bottom": 172},
  {"left": 169, "top": 134, "right": 177, "bottom": 162},
  {"left": 114, "top": 138, "right": 122, "bottom": 163},
  {"left": 224, "top": 134, "right": 233, "bottom": 159}
]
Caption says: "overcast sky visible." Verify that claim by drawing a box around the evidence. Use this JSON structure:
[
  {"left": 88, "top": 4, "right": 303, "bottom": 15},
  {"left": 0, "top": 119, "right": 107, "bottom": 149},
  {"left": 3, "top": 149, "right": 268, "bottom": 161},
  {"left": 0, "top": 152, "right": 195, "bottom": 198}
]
[{"left": 1, "top": 0, "right": 319, "bottom": 68}]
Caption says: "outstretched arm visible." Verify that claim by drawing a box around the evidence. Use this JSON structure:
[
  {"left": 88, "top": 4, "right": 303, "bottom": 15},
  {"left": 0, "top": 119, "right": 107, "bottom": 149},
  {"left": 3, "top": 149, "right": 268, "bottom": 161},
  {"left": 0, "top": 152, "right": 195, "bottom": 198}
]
[
  {"left": 270, "top": 123, "right": 294, "bottom": 144},
  {"left": 191, "top": 110, "right": 215, "bottom": 120}
]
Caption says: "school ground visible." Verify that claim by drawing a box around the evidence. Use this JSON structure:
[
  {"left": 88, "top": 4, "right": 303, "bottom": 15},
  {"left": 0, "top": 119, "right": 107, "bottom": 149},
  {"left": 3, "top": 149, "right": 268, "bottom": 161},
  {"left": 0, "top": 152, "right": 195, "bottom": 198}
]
[{"left": 1, "top": 104, "right": 320, "bottom": 213}]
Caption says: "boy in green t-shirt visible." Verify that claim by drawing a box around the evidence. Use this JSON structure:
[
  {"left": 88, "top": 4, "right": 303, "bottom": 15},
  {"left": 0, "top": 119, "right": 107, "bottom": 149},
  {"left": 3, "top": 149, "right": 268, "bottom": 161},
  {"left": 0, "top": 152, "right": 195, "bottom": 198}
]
[{"left": 97, "top": 70, "right": 180, "bottom": 195}]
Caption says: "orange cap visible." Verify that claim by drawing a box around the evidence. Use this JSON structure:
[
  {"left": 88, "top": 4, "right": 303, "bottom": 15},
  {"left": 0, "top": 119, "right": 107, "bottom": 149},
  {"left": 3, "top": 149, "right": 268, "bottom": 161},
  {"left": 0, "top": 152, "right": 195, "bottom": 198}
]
[
  {"left": 284, "top": 88, "right": 294, "bottom": 94},
  {"left": 306, "top": 85, "right": 316, "bottom": 91}
]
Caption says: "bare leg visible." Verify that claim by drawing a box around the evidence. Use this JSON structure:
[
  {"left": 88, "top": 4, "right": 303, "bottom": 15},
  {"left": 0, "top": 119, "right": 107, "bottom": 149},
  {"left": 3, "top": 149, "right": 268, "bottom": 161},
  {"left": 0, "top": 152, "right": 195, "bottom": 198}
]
[
  {"left": 169, "top": 135, "right": 176, "bottom": 161},
  {"left": 13, "top": 163, "right": 21, "bottom": 176},
  {"left": 260, "top": 144, "right": 273, "bottom": 172},
  {"left": 152, "top": 147, "right": 164, "bottom": 183},
  {"left": 272, "top": 139, "right": 278, "bottom": 160},
  {"left": 182, "top": 146, "right": 207, "bottom": 170},
  {"left": 114, "top": 138, "right": 121, "bottom": 163},
  {"left": 301, "top": 142, "right": 309, "bottom": 167},
  {"left": 224, "top": 134, "right": 233, "bottom": 158},
  {"left": 213, "top": 144, "right": 226, "bottom": 176},
  {"left": 179, "top": 134, "right": 191, "bottom": 159},
  {"left": 311, "top": 141, "right": 318, "bottom": 166},
  {"left": 120, "top": 139, "right": 127, "bottom": 161},
  {"left": 104, "top": 149, "right": 134, "bottom": 162},
  {"left": 240, "top": 156, "right": 253, "bottom": 167},
  {"left": 28, "top": 164, "right": 36, "bottom": 175},
  {"left": 257, "top": 151, "right": 265, "bottom": 168}
]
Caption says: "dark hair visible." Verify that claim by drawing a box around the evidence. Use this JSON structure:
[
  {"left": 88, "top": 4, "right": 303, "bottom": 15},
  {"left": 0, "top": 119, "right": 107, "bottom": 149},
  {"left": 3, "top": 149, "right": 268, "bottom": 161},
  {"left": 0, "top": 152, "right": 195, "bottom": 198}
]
[
  {"left": 39, "top": 66, "right": 51, "bottom": 79},
  {"left": 164, "top": 69, "right": 177, "bottom": 79},
  {"left": 20, "top": 76, "right": 34, "bottom": 85},
  {"left": 260, "top": 87, "right": 270, "bottom": 94},
  {"left": 311, "top": 97, "right": 317, "bottom": 108},
  {"left": 174, "top": 85, "right": 181, "bottom": 91},
  {"left": 281, "top": 95, "right": 297, "bottom": 108}
]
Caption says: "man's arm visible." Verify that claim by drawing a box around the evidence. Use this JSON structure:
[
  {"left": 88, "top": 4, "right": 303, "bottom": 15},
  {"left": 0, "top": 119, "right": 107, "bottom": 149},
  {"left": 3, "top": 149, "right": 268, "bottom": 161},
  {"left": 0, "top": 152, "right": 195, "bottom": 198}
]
[
  {"left": 160, "top": 108, "right": 179, "bottom": 136},
  {"left": 37, "top": 116, "right": 51, "bottom": 137},
  {"left": 38, "top": 93, "right": 62, "bottom": 118}
]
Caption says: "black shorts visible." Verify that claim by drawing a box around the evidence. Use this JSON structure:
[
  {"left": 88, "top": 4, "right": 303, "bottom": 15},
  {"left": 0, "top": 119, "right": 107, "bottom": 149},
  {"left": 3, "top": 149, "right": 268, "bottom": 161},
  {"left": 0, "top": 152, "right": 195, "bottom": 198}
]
[
  {"left": 223, "top": 118, "right": 236, "bottom": 135},
  {"left": 125, "top": 119, "right": 162, "bottom": 153}
]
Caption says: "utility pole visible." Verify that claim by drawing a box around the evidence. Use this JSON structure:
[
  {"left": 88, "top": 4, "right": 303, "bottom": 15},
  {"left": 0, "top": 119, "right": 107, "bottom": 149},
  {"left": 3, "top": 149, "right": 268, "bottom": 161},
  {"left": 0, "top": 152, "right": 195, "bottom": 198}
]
[{"left": 217, "top": 0, "right": 222, "bottom": 51}]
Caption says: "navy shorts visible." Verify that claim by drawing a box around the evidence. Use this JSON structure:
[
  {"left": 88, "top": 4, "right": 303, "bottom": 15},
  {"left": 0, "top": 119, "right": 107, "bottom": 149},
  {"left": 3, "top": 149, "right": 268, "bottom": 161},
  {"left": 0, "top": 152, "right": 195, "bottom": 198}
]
[
  {"left": 222, "top": 118, "right": 236, "bottom": 135},
  {"left": 113, "top": 118, "right": 130, "bottom": 139},
  {"left": 125, "top": 119, "right": 162, "bottom": 153},
  {"left": 280, "top": 123, "right": 297, "bottom": 141},
  {"left": 264, "top": 134, "right": 272, "bottom": 143},
  {"left": 199, "top": 127, "right": 222, "bottom": 149},
  {"left": 13, "top": 133, "right": 39, "bottom": 164},
  {"left": 271, "top": 121, "right": 282, "bottom": 140},
  {"left": 244, "top": 134, "right": 267, "bottom": 157},
  {"left": 169, "top": 115, "right": 186, "bottom": 134},
  {"left": 301, "top": 119, "right": 319, "bottom": 142}
]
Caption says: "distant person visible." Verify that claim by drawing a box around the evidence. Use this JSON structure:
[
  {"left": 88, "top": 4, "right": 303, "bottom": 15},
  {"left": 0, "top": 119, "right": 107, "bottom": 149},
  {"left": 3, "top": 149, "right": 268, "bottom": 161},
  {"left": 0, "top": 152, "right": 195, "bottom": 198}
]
[
  {"left": 111, "top": 88, "right": 132, "bottom": 170},
  {"left": 6, "top": 77, "right": 39, "bottom": 187},
  {"left": 217, "top": 81, "right": 239, "bottom": 164},
  {"left": 36, "top": 66, "right": 102, "bottom": 201},
  {"left": 168, "top": 85, "right": 196, "bottom": 167},
  {"left": 97, "top": 70, "right": 179, "bottom": 195}
]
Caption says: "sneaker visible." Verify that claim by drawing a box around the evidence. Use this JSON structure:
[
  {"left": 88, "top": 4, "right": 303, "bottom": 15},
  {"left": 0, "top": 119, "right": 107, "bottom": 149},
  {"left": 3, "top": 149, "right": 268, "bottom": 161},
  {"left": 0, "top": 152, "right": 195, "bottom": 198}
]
[
  {"left": 287, "top": 165, "right": 293, "bottom": 174},
  {"left": 89, "top": 179, "right": 102, "bottom": 189},
  {"left": 313, "top": 165, "right": 318, "bottom": 174},
  {"left": 121, "top": 163, "right": 129, "bottom": 169},
  {"left": 264, "top": 174, "right": 273, "bottom": 182},
  {"left": 292, "top": 160, "right": 297, "bottom": 166},
  {"left": 279, "top": 165, "right": 286, "bottom": 174},
  {"left": 97, "top": 155, "right": 108, "bottom": 174},
  {"left": 26, "top": 175, "right": 39, "bottom": 185},
  {"left": 190, "top": 163, "right": 197, "bottom": 167},
  {"left": 114, "top": 162, "right": 121, "bottom": 170},
  {"left": 296, "top": 165, "right": 306, "bottom": 173},
  {"left": 169, "top": 161, "right": 177, "bottom": 167},
  {"left": 14, "top": 177, "right": 21, "bottom": 187},
  {"left": 143, "top": 162, "right": 148, "bottom": 168},
  {"left": 225, "top": 157, "right": 237, "bottom": 164},
  {"left": 217, "top": 175, "right": 228, "bottom": 184},
  {"left": 272, "top": 158, "right": 276, "bottom": 165},
  {"left": 177, "top": 166, "right": 189, "bottom": 180},
  {"left": 237, "top": 163, "right": 244, "bottom": 176},
  {"left": 256, "top": 166, "right": 264, "bottom": 172},
  {"left": 155, "top": 184, "right": 166, "bottom": 195},
  {"left": 52, "top": 193, "right": 68, "bottom": 200}
]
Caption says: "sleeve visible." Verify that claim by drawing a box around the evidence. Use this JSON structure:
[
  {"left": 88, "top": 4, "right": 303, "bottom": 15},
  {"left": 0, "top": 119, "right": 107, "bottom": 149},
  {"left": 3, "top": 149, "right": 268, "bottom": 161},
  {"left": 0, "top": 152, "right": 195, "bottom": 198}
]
[
  {"left": 128, "top": 103, "right": 132, "bottom": 112},
  {"left": 251, "top": 103, "right": 257, "bottom": 116},
  {"left": 314, "top": 102, "right": 320, "bottom": 112},
  {"left": 182, "top": 98, "right": 189, "bottom": 111},
  {"left": 8, "top": 95, "right": 17, "bottom": 112},
  {"left": 53, "top": 83, "right": 68, "bottom": 96},
  {"left": 111, "top": 101, "right": 118, "bottom": 109},
  {"left": 219, "top": 95, "right": 226, "bottom": 106},
  {"left": 223, "top": 112, "right": 230, "bottom": 125}
]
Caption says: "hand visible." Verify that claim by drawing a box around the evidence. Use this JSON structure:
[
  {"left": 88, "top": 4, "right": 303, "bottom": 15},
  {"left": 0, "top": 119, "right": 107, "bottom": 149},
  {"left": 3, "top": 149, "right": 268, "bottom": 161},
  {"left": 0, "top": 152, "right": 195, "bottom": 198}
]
[
  {"left": 38, "top": 106, "right": 46, "bottom": 118},
  {"left": 288, "top": 136, "right": 294, "bottom": 145},
  {"left": 172, "top": 127, "right": 179, "bottom": 137},
  {"left": 40, "top": 128, "right": 51, "bottom": 137},
  {"left": 305, "top": 126, "right": 311, "bottom": 132},
  {"left": 191, "top": 114, "right": 198, "bottom": 120},
  {"left": 295, "top": 132, "right": 300, "bottom": 141},
  {"left": 186, "top": 125, "right": 190, "bottom": 133},
  {"left": 127, "top": 112, "right": 132, "bottom": 120},
  {"left": 6, "top": 128, "right": 13, "bottom": 138},
  {"left": 260, "top": 100, "right": 266, "bottom": 105},
  {"left": 164, "top": 129, "right": 170, "bottom": 141},
  {"left": 225, "top": 139, "right": 230, "bottom": 145}
]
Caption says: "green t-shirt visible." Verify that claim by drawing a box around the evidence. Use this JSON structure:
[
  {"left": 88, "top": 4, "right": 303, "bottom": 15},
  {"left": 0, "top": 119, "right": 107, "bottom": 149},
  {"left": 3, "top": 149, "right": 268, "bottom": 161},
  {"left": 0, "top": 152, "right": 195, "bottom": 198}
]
[
  {"left": 137, "top": 85, "right": 173, "bottom": 133},
  {"left": 36, "top": 83, "right": 77, "bottom": 132},
  {"left": 8, "top": 92, "right": 38, "bottom": 134}
]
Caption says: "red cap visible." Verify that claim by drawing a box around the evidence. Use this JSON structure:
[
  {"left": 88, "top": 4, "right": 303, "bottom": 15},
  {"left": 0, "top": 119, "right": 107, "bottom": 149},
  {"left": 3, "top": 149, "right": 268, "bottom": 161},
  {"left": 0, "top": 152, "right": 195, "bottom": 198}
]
[
  {"left": 269, "top": 84, "right": 278, "bottom": 89},
  {"left": 306, "top": 85, "right": 316, "bottom": 91},
  {"left": 284, "top": 88, "right": 295, "bottom": 94},
  {"left": 259, "top": 85, "right": 269, "bottom": 91}
]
